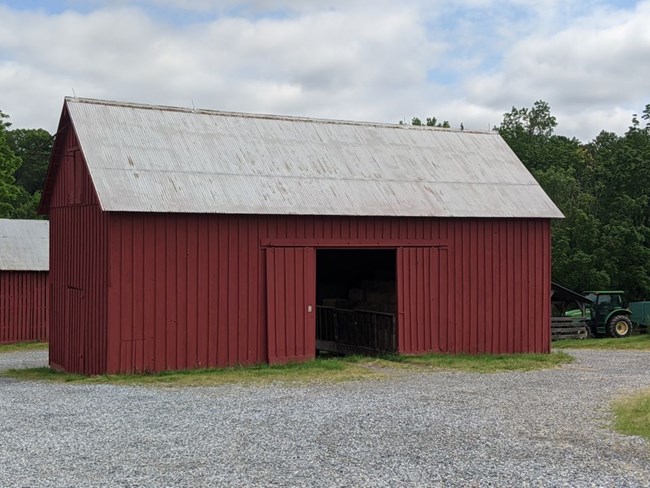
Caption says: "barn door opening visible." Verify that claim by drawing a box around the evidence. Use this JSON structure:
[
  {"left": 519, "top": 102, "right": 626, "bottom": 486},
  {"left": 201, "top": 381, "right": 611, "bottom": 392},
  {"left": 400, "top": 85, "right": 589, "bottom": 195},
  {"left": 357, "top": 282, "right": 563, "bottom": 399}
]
[
  {"left": 316, "top": 249, "right": 397, "bottom": 355},
  {"left": 266, "top": 247, "right": 316, "bottom": 365}
]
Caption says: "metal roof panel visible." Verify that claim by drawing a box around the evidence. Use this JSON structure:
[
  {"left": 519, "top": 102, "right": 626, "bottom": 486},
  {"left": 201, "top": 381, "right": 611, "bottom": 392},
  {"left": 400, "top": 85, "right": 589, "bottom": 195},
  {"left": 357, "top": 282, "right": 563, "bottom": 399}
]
[
  {"left": 65, "top": 97, "right": 564, "bottom": 218},
  {"left": 0, "top": 219, "right": 49, "bottom": 271}
]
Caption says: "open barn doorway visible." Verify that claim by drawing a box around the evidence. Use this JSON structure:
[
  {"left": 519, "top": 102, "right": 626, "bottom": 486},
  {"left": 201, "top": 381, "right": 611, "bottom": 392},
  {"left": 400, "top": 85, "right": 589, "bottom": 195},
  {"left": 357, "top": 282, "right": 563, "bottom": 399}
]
[{"left": 316, "top": 249, "right": 397, "bottom": 356}]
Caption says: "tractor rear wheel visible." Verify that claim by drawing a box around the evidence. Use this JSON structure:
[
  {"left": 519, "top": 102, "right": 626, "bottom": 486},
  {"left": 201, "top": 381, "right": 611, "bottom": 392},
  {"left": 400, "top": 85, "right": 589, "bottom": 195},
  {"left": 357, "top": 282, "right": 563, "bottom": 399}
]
[{"left": 608, "top": 315, "right": 632, "bottom": 338}]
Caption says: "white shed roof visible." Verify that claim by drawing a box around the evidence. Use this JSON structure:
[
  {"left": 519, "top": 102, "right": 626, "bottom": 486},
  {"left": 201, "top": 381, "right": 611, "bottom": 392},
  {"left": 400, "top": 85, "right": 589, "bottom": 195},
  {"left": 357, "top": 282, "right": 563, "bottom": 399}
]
[
  {"left": 0, "top": 219, "right": 49, "bottom": 271},
  {"left": 64, "top": 97, "right": 563, "bottom": 218}
]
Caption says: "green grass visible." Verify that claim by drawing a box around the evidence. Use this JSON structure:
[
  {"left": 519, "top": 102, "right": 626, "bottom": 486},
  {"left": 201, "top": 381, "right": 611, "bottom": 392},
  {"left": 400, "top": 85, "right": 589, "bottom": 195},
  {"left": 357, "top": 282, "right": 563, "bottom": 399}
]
[
  {"left": 2, "top": 351, "right": 573, "bottom": 386},
  {"left": 554, "top": 334, "right": 650, "bottom": 350},
  {"left": 0, "top": 341, "right": 48, "bottom": 353},
  {"left": 613, "top": 390, "right": 650, "bottom": 440},
  {"left": 382, "top": 351, "right": 573, "bottom": 373},
  {"left": 4, "top": 356, "right": 379, "bottom": 386}
]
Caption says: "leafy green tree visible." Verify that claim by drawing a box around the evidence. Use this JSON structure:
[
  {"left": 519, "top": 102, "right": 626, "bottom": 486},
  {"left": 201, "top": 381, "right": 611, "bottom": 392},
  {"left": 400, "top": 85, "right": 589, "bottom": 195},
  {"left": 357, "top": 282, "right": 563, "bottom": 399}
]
[
  {"left": 412, "top": 116, "right": 450, "bottom": 128},
  {"left": 585, "top": 112, "right": 650, "bottom": 299},
  {"left": 499, "top": 101, "right": 650, "bottom": 300},
  {"left": 500, "top": 100, "right": 557, "bottom": 138},
  {"left": 642, "top": 104, "right": 650, "bottom": 132},
  {"left": 7, "top": 128, "right": 52, "bottom": 194},
  {"left": 0, "top": 111, "right": 23, "bottom": 217},
  {"left": 0, "top": 111, "right": 48, "bottom": 219},
  {"left": 499, "top": 102, "right": 604, "bottom": 292}
]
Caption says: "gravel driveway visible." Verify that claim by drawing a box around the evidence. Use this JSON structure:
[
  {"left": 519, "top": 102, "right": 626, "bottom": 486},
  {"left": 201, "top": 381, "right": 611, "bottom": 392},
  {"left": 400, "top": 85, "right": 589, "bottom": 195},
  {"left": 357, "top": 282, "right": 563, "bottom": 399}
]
[
  {"left": 1, "top": 349, "right": 649, "bottom": 487},
  {"left": 0, "top": 349, "right": 48, "bottom": 373}
]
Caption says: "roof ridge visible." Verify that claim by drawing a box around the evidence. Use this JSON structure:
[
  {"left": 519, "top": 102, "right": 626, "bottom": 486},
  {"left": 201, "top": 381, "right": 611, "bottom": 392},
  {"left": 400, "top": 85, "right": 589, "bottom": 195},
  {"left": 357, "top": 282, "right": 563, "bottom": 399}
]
[{"left": 64, "top": 96, "right": 493, "bottom": 135}]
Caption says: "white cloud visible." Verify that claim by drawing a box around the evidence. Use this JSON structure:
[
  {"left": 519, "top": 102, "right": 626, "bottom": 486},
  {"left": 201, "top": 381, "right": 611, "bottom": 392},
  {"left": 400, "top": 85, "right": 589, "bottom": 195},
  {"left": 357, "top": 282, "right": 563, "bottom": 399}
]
[
  {"left": 0, "top": 0, "right": 648, "bottom": 141},
  {"left": 0, "top": 3, "right": 446, "bottom": 128},
  {"left": 465, "top": 1, "right": 650, "bottom": 138},
  {"left": 84, "top": 0, "right": 401, "bottom": 13}
]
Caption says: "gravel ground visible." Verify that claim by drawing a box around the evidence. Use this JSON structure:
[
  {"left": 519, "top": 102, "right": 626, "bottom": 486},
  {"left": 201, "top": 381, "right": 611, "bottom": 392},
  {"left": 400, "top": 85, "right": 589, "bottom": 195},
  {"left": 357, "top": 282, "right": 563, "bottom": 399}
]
[
  {"left": 0, "top": 349, "right": 47, "bottom": 372},
  {"left": 1, "top": 349, "right": 649, "bottom": 487}
]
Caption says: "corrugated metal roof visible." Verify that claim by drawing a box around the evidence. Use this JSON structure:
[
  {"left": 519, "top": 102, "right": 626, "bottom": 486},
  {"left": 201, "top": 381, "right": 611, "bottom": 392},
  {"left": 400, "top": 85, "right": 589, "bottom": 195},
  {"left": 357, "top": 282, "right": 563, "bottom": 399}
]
[
  {"left": 0, "top": 219, "right": 49, "bottom": 271},
  {"left": 65, "top": 97, "right": 563, "bottom": 218}
]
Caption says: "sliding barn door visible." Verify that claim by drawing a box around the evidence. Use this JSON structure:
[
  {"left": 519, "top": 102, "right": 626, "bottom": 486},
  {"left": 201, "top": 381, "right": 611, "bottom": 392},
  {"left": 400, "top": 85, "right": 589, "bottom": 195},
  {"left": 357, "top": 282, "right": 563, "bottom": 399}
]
[
  {"left": 397, "top": 246, "right": 443, "bottom": 354},
  {"left": 266, "top": 247, "right": 316, "bottom": 364}
]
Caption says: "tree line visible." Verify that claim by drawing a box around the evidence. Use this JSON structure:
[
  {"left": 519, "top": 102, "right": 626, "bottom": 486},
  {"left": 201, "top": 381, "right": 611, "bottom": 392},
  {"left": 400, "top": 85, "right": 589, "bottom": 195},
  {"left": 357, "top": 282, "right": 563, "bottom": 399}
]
[
  {"left": 499, "top": 101, "right": 650, "bottom": 300},
  {"left": 414, "top": 101, "right": 650, "bottom": 298},
  {"left": 0, "top": 110, "right": 51, "bottom": 219},
  {"left": 2, "top": 102, "right": 650, "bottom": 298}
]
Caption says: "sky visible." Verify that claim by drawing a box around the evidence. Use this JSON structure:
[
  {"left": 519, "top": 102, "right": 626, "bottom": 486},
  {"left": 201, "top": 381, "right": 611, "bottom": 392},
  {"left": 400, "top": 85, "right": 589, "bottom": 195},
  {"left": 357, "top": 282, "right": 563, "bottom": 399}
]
[{"left": 0, "top": 0, "right": 648, "bottom": 141}]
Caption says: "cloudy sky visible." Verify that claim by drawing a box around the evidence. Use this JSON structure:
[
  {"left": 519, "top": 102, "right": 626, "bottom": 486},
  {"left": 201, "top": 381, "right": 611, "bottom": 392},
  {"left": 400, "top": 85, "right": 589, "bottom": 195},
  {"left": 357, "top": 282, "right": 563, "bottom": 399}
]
[{"left": 0, "top": 0, "right": 648, "bottom": 140}]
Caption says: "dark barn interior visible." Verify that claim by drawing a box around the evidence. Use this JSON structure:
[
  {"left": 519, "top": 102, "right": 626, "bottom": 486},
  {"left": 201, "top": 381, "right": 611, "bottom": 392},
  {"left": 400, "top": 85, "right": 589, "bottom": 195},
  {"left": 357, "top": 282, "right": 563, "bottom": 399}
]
[{"left": 315, "top": 249, "right": 397, "bottom": 355}]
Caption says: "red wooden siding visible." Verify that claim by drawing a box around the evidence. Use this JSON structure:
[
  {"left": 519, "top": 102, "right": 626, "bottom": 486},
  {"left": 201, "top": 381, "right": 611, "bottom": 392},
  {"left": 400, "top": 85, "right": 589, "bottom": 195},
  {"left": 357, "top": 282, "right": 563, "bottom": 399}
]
[
  {"left": 397, "top": 220, "right": 550, "bottom": 355},
  {"left": 106, "top": 214, "right": 267, "bottom": 373},
  {"left": 266, "top": 247, "right": 316, "bottom": 364},
  {"left": 103, "top": 214, "right": 550, "bottom": 373},
  {"left": 0, "top": 271, "right": 48, "bottom": 344},
  {"left": 48, "top": 125, "right": 108, "bottom": 374}
]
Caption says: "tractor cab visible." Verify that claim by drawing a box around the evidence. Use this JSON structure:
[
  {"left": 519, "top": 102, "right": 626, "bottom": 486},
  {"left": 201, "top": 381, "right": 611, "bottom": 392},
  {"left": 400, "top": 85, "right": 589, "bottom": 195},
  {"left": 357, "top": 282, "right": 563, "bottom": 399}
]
[{"left": 583, "top": 291, "right": 633, "bottom": 338}]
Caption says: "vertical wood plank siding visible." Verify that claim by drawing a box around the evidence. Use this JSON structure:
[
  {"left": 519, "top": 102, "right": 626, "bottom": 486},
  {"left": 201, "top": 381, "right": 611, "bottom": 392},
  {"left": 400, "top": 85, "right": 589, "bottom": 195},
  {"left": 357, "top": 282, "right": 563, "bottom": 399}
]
[
  {"left": 48, "top": 126, "right": 108, "bottom": 374},
  {"left": 397, "top": 220, "right": 550, "bottom": 354},
  {"left": 104, "top": 214, "right": 550, "bottom": 373},
  {"left": 265, "top": 247, "right": 316, "bottom": 364},
  {"left": 0, "top": 271, "right": 48, "bottom": 344}
]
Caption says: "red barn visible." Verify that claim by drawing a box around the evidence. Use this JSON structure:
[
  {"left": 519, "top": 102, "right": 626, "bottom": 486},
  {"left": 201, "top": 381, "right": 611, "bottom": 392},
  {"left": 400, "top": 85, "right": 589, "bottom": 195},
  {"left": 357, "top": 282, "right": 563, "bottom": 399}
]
[
  {"left": 0, "top": 219, "right": 49, "bottom": 344},
  {"left": 41, "top": 97, "right": 562, "bottom": 374}
]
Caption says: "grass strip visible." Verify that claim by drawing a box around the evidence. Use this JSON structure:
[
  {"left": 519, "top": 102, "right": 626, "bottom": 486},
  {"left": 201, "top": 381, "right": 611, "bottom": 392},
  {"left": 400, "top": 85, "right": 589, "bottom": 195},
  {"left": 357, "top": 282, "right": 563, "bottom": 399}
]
[
  {"left": 553, "top": 334, "right": 650, "bottom": 351},
  {"left": 4, "top": 356, "right": 378, "bottom": 386},
  {"left": 382, "top": 351, "right": 573, "bottom": 372},
  {"left": 613, "top": 390, "right": 650, "bottom": 440},
  {"left": 0, "top": 341, "right": 48, "bottom": 354},
  {"left": 2, "top": 351, "right": 573, "bottom": 386}
]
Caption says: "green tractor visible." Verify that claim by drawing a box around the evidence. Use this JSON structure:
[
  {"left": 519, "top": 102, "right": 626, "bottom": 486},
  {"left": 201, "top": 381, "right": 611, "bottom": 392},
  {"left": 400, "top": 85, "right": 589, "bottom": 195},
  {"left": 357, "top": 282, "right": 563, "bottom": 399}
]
[{"left": 581, "top": 291, "right": 633, "bottom": 338}]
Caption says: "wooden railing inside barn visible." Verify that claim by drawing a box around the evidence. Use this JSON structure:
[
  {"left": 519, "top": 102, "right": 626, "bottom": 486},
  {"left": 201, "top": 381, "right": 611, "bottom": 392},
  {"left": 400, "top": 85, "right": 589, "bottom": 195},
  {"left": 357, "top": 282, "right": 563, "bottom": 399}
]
[{"left": 316, "top": 306, "right": 396, "bottom": 355}]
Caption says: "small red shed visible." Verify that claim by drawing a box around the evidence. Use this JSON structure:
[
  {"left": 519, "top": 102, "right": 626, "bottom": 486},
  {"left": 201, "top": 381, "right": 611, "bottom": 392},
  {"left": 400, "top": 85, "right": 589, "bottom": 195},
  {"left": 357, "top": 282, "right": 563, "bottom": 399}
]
[
  {"left": 41, "top": 98, "right": 562, "bottom": 374},
  {"left": 0, "top": 219, "right": 49, "bottom": 344}
]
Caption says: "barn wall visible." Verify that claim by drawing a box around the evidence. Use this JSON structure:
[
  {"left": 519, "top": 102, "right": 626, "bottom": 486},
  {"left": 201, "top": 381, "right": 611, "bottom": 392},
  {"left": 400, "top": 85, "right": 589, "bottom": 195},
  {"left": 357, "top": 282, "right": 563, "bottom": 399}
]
[
  {"left": 397, "top": 220, "right": 551, "bottom": 355},
  {"left": 106, "top": 214, "right": 550, "bottom": 373},
  {"left": 48, "top": 126, "right": 108, "bottom": 374},
  {"left": 0, "top": 271, "right": 48, "bottom": 344},
  {"left": 106, "top": 214, "right": 263, "bottom": 373}
]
